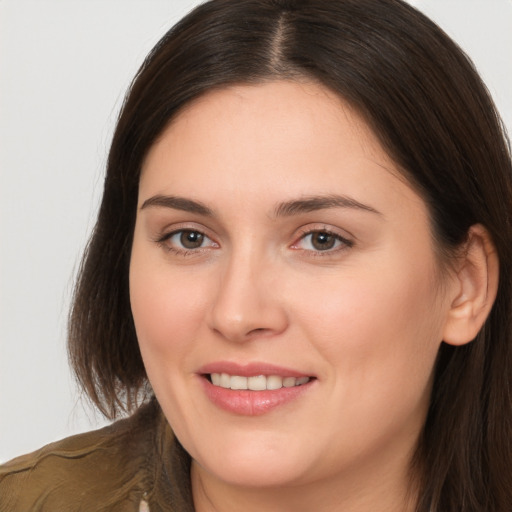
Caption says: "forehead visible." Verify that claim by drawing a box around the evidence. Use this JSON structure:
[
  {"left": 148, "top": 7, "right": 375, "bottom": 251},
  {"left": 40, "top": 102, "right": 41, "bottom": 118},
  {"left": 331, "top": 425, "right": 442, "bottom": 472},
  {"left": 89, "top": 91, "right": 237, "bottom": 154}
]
[
  {"left": 139, "top": 80, "right": 423, "bottom": 218},
  {"left": 147, "top": 81, "right": 382, "bottom": 159}
]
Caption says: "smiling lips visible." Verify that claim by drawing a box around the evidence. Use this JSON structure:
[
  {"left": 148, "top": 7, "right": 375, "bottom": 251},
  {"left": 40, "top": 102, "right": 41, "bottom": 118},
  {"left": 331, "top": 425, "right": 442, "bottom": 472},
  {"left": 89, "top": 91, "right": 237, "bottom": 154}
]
[
  {"left": 199, "top": 364, "right": 315, "bottom": 415},
  {"left": 210, "top": 373, "right": 311, "bottom": 390}
]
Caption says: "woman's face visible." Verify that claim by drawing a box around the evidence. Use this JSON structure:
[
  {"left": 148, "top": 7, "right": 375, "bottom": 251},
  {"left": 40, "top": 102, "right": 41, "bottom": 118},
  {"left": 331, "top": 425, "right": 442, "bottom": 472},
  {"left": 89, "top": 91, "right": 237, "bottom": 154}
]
[{"left": 130, "top": 81, "right": 455, "bottom": 490}]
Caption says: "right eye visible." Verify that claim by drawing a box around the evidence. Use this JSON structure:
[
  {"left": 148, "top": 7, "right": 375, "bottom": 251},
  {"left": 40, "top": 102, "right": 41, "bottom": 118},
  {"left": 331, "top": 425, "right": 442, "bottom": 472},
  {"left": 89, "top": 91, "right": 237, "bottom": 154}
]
[{"left": 159, "top": 229, "right": 218, "bottom": 254}]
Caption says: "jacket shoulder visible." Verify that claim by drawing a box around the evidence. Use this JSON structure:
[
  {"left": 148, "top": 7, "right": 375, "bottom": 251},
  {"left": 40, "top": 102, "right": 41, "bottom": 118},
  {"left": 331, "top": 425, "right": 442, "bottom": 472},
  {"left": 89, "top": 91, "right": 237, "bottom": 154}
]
[{"left": 0, "top": 402, "right": 158, "bottom": 512}]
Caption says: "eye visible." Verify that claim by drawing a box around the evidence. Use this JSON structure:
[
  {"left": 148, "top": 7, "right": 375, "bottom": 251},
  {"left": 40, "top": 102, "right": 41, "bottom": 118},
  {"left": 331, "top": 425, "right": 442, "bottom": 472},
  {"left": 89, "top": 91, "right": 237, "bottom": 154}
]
[
  {"left": 173, "top": 230, "right": 206, "bottom": 249},
  {"left": 293, "top": 229, "right": 353, "bottom": 253},
  {"left": 159, "top": 229, "right": 218, "bottom": 253}
]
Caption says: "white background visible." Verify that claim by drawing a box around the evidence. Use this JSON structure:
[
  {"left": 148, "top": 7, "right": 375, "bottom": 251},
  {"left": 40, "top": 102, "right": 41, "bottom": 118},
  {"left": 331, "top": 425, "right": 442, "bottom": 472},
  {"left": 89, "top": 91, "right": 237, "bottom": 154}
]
[{"left": 1, "top": 0, "right": 511, "bottom": 463}]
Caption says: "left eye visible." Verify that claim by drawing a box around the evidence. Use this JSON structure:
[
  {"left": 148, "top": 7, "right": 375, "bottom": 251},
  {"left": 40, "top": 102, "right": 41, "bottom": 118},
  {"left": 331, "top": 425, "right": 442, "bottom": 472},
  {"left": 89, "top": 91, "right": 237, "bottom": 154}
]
[
  {"left": 296, "top": 231, "right": 349, "bottom": 252},
  {"left": 167, "top": 230, "right": 215, "bottom": 250}
]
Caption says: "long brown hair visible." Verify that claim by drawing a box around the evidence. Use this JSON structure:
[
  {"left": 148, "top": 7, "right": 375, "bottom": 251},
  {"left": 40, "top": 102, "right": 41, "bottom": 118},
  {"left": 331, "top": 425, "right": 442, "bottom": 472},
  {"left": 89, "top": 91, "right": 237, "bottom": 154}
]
[{"left": 68, "top": 1, "right": 512, "bottom": 509}]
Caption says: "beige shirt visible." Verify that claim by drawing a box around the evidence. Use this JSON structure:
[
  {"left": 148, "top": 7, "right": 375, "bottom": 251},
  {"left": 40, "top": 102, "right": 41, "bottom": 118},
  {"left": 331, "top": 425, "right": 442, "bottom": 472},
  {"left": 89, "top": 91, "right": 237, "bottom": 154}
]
[{"left": 0, "top": 399, "right": 193, "bottom": 511}]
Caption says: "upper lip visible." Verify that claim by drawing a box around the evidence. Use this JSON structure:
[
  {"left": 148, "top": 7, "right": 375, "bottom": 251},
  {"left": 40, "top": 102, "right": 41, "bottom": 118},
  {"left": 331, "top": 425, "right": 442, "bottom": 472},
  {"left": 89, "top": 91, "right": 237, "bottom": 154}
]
[{"left": 197, "top": 361, "right": 314, "bottom": 378}]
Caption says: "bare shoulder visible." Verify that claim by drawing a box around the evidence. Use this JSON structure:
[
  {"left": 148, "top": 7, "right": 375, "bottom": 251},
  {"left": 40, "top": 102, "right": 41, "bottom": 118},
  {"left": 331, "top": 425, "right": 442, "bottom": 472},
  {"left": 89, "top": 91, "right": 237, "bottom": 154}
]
[{"left": 0, "top": 402, "right": 159, "bottom": 512}]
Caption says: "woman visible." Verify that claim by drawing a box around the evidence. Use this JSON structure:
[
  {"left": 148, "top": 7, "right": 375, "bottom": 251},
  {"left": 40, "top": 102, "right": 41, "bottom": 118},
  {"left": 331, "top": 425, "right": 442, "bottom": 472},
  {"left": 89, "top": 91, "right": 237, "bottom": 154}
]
[{"left": 1, "top": 0, "right": 511, "bottom": 510}]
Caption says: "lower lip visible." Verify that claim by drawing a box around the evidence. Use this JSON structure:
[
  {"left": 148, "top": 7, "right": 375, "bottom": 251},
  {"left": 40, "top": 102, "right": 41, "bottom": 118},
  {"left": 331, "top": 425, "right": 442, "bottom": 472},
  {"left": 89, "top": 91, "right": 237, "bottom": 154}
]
[{"left": 200, "top": 377, "right": 314, "bottom": 416}]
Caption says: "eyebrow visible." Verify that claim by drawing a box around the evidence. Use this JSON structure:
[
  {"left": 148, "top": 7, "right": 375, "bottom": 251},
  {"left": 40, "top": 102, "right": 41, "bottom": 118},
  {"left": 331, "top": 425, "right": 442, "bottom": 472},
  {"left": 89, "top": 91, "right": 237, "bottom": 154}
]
[
  {"left": 140, "top": 193, "right": 381, "bottom": 218},
  {"left": 273, "top": 194, "right": 381, "bottom": 217},
  {"left": 140, "top": 195, "right": 213, "bottom": 216}
]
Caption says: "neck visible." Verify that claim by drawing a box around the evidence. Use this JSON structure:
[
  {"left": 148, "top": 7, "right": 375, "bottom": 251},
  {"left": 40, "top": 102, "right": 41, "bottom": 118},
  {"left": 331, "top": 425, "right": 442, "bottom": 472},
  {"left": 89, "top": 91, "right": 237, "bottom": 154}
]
[{"left": 191, "top": 450, "right": 419, "bottom": 512}]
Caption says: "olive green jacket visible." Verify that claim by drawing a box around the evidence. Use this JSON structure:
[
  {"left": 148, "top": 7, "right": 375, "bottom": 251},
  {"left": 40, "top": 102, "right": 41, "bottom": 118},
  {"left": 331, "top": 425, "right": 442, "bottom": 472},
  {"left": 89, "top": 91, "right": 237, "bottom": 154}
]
[{"left": 0, "top": 400, "right": 194, "bottom": 511}]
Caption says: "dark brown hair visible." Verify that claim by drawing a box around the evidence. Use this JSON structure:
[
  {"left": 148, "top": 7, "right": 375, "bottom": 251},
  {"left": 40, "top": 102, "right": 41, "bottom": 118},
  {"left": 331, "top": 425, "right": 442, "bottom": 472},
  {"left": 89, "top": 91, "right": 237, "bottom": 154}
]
[{"left": 69, "top": 0, "right": 512, "bottom": 509}]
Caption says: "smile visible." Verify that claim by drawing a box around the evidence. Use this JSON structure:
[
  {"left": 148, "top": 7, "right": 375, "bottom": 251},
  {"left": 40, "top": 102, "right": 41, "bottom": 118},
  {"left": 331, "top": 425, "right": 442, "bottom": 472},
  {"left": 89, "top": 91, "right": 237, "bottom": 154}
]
[
  {"left": 209, "top": 373, "right": 311, "bottom": 390},
  {"left": 198, "top": 362, "right": 316, "bottom": 415}
]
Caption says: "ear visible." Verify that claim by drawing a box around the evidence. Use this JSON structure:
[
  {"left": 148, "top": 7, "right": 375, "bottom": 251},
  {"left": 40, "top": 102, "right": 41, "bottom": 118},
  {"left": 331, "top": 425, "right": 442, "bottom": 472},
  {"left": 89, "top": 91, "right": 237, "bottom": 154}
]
[{"left": 442, "top": 224, "right": 499, "bottom": 346}]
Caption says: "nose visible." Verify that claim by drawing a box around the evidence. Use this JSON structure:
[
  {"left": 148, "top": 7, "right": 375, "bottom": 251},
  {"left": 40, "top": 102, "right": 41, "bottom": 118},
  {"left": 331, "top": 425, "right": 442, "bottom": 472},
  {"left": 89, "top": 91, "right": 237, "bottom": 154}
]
[{"left": 207, "top": 251, "right": 289, "bottom": 343}]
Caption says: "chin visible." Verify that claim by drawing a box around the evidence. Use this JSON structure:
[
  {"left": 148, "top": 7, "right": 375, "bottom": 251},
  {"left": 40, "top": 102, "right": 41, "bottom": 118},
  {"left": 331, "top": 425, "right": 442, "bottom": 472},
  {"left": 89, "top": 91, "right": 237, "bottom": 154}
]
[
  {"left": 189, "top": 433, "right": 314, "bottom": 488},
  {"left": 200, "top": 456, "right": 308, "bottom": 489}
]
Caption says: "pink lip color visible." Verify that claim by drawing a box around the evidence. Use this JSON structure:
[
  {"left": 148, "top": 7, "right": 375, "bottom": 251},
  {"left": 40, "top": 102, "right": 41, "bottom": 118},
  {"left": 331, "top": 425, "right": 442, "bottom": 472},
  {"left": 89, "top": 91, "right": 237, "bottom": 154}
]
[
  {"left": 198, "top": 361, "right": 311, "bottom": 378},
  {"left": 197, "top": 361, "right": 315, "bottom": 416}
]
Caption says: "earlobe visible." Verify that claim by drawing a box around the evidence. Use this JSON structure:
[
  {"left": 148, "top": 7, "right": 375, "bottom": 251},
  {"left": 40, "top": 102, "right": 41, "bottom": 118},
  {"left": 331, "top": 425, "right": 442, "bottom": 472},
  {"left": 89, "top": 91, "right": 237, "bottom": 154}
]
[{"left": 442, "top": 224, "right": 499, "bottom": 346}]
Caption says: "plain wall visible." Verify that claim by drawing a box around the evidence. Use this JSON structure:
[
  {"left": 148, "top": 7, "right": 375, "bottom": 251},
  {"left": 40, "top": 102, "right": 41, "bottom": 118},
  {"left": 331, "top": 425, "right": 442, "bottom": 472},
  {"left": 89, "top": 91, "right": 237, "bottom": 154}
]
[{"left": 1, "top": 0, "right": 511, "bottom": 463}]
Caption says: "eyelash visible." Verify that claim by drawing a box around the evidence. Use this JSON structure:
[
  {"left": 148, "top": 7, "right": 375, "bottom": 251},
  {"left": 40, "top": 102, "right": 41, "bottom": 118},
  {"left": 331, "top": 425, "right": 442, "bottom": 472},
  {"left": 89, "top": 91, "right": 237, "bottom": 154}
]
[
  {"left": 155, "top": 227, "right": 354, "bottom": 257},
  {"left": 291, "top": 228, "right": 354, "bottom": 256},
  {"left": 156, "top": 229, "right": 217, "bottom": 256}
]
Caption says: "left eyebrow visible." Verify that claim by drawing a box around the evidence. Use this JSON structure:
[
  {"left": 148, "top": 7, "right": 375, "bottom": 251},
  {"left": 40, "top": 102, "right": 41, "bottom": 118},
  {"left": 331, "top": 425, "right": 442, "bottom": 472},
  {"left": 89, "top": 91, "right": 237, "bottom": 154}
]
[{"left": 273, "top": 194, "right": 382, "bottom": 218}]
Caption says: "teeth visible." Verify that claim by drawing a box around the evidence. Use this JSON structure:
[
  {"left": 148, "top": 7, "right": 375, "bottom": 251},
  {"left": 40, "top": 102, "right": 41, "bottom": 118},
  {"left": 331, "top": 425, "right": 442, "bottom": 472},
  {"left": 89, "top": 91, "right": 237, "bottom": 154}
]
[
  {"left": 267, "top": 375, "right": 283, "bottom": 390},
  {"left": 248, "top": 375, "right": 266, "bottom": 391},
  {"left": 210, "top": 373, "right": 311, "bottom": 390},
  {"left": 220, "top": 373, "right": 231, "bottom": 388},
  {"left": 283, "top": 377, "right": 296, "bottom": 388},
  {"left": 230, "top": 375, "right": 247, "bottom": 390}
]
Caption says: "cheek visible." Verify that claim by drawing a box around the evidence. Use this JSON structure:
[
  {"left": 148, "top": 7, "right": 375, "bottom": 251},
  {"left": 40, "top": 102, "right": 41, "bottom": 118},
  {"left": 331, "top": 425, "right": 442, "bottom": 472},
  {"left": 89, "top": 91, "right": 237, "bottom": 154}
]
[
  {"left": 293, "top": 254, "right": 444, "bottom": 403},
  {"left": 300, "top": 263, "right": 441, "bottom": 343},
  {"left": 129, "top": 247, "right": 208, "bottom": 365}
]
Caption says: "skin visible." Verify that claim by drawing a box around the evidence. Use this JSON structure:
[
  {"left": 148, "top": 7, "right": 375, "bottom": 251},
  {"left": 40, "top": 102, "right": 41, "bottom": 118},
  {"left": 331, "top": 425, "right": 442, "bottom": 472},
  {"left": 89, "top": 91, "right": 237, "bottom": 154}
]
[{"left": 129, "top": 81, "right": 475, "bottom": 511}]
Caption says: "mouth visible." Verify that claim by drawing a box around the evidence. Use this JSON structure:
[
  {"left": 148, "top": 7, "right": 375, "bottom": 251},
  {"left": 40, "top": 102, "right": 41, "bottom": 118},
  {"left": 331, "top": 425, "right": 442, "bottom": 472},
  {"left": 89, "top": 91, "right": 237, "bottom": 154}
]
[
  {"left": 198, "top": 364, "right": 316, "bottom": 415},
  {"left": 205, "top": 373, "right": 312, "bottom": 390}
]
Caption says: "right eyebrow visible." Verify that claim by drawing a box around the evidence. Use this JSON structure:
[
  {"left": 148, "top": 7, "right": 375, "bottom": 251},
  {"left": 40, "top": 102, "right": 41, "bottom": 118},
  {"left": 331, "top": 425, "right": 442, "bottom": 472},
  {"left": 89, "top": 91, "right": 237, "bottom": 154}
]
[{"left": 140, "top": 195, "right": 213, "bottom": 216}]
